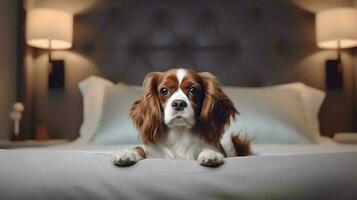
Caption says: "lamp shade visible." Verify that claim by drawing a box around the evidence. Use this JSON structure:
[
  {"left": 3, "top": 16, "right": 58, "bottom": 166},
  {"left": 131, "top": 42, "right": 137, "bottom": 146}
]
[
  {"left": 316, "top": 8, "right": 357, "bottom": 49},
  {"left": 26, "top": 8, "right": 73, "bottom": 50}
]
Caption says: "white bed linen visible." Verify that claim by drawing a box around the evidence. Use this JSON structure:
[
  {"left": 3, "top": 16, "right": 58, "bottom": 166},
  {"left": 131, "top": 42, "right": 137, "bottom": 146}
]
[
  {"left": 78, "top": 76, "right": 326, "bottom": 145},
  {"left": 2, "top": 145, "right": 357, "bottom": 200},
  {"left": 45, "top": 140, "right": 357, "bottom": 157}
]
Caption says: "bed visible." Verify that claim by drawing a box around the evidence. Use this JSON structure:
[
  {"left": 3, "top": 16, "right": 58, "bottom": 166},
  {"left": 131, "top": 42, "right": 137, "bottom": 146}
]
[
  {"left": 1, "top": 143, "right": 357, "bottom": 200},
  {"left": 1, "top": 78, "right": 357, "bottom": 200}
]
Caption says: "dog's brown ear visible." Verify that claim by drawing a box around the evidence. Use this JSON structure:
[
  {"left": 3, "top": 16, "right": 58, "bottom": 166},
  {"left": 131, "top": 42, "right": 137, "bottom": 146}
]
[
  {"left": 198, "top": 72, "right": 238, "bottom": 144},
  {"left": 130, "top": 72, "right": 166, "bottom": 145}
]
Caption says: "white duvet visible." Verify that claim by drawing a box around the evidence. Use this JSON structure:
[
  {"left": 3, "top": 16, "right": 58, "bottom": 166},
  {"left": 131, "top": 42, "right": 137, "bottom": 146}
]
[
  {"left": 45, "top": 138, "right": 357, "bottom": 157},
  {"left": 2, "top": 139, "right": 357, "bottom": 200}
]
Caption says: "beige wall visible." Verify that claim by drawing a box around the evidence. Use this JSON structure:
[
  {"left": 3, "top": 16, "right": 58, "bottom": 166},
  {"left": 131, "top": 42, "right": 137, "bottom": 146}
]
[
  {"left": 354, "top": 0, "right": 357, "bottom": 129},
  {"left": 26, "top": 51, "right": 100, "bottom": 139},
  {"left": 23, "top": 0, "right": 100, "bottom": 138},
  {"left": 0, "top": 0, "right": 18, "bottom": 139},
  {"left": 294, "top": 0, "right": 353, "bottom": 13},
  {"left": 294, "top": 0, "right": 357, "bottom": 132},
  {"left": 24, "top": 0, "right": 98, "bottom": 14}
]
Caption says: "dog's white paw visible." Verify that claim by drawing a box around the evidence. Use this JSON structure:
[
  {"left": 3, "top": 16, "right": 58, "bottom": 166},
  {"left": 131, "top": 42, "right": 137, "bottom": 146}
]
[
  {"left": 112, "top": 149, "right": 141, "bottom": 167},
  {"left": 198, "top": 149, "right": 224, "bottom": 167}
]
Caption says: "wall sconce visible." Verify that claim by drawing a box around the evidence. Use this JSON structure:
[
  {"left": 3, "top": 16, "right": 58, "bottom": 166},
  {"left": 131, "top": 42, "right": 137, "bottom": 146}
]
[
  {"left": 26, "top": 8, "right": 73, "bottom": 89},
  {"left": 316, "top": 8, "right": 357, "bottom": 89}
]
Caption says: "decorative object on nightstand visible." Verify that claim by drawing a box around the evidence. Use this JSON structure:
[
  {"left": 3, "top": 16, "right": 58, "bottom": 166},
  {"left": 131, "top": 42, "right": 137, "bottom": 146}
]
[
  {"left": 35, "top": 119, "right": 50, "bottom": 140},
  {"left": 9, "top": 102, "right": 25, "bottom": 141},
  {"left": 26, "top": 8, "right": 73, "bottom": 90},
  {"left": 334, "top": 132, "right": 357, "bottom": 144},
  {"left": 0, "top": 139, "right": 69, "bottom": 149}
]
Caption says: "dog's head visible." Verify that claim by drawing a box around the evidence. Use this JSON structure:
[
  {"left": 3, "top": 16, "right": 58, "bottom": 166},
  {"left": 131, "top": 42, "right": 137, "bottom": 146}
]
[{"left": 130, "top": 68, "right": 238, "bottom": 145}]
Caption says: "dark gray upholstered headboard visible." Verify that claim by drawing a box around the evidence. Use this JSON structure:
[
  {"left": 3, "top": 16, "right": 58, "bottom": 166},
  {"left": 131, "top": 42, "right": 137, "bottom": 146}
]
[
  {"left": 74, "top": 0, "right": 315, "bottom": 85},
  {"left": 24, "top": 0, "right": 356, "bottom": 139}
]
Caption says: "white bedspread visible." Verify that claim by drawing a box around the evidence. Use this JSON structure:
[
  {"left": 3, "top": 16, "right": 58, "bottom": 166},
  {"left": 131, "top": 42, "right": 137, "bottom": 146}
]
[
  {"left": 44, "top": 141, "right": 357, "bottom": 157},
  {"left": 1, "top": 145, "right": 356, "bottom": 200}
]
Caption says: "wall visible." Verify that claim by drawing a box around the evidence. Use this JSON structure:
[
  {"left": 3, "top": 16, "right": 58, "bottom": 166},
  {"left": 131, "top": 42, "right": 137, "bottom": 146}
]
[
  {"left": 353, "top": 1, "right": 357, "bottom": 130},
  {"left": 294, "top": 0, "right": 353, "bottom": 12},
  {"left": 23, "top": 0, "right": 100, "bottom": 139},
  {"left": 0, "top": 0, "right": 18, "bottom": 140},
  {"left": 26, "top": 51, "right": 100, "bottom": 139},
  {"left": 292, "top": 0, "right": 357, "bottom": 133},
  {"left": 24, "top": 0, "right": 98, "bottom": 14}
]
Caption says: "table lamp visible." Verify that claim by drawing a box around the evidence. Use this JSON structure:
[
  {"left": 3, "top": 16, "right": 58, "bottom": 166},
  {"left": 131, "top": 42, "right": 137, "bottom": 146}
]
[
  {"left": 26, "top": 8, "right": 73, "bottom": 89},
  {"left": 316, "top": 8, "right": 357, "bottom": 89}
]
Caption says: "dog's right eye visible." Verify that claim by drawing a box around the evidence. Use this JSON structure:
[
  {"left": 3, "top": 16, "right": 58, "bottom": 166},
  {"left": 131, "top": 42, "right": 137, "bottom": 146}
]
[{"left": 160, "top": 87, "right": 169, "bottom": 96}]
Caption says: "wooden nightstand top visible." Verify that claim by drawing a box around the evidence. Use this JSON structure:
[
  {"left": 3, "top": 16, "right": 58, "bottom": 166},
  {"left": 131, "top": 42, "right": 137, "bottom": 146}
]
[
  {"left": 0, "top": 139, "right": 69, "bottom": 149},
  {"left": 334, "top": 133, "right": 357, "bottom": 144}
]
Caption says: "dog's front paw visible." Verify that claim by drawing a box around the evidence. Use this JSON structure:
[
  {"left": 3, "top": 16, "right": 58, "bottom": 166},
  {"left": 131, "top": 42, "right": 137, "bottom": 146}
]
[
  {"left": 112, "top": 149, "right": 141, "bottom": 167},
  {"left": 198, "top": 149, "right": 224, "bottom": 167}
]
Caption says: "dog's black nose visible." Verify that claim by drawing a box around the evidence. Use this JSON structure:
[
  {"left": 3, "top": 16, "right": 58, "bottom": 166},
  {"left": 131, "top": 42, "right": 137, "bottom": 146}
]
[{"left": 172, "top": 99, "right": 188, "bottom": 111}]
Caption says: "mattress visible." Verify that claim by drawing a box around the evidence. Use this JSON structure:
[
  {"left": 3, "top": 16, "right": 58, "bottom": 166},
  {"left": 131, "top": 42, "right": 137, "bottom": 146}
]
[{"left": 1, "top": 143, "right": 357, "bottom": 200}]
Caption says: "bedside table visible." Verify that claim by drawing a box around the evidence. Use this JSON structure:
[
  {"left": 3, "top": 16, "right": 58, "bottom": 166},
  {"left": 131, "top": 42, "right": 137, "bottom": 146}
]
[
  {"left": 0, "top": 139, "right": 69, "bottom": 149},
  {"left": 334, "top": 133, "right": 357, "bottom": 144}
]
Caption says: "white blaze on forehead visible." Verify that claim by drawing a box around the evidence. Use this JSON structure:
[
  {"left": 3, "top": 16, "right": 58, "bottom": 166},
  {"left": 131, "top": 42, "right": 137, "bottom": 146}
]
[
  {"left": 163, "top": 68, "right": 195, "bottom": 127},
  {"left": 176, "top": 69, "right": 186, "bottom": 85}
]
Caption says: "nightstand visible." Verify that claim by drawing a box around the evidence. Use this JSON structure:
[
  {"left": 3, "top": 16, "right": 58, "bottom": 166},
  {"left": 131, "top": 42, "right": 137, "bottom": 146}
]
[
  {"left": 0, "top": 139, "right": 69, "bottom": 149},
  {"left": 334, "top": 133, "right": 357, "bottom": 144}
]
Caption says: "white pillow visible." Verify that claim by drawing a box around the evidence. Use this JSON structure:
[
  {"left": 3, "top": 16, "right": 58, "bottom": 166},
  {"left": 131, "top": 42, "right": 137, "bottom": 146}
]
[
  {"left": 89, "top": 83, "right": 142, "bottom": 145},
  {"left": 272, "top": 83, "right": 326, "bottom": 143},
  {"left": 78, "top": 76, "right": 324, "bottom": 144},
  {"left": 223, "top": 87, "right": 314, "bottom": 144},
  {"left": 75, "top": 76, "right": 114, "bottom": 144}
]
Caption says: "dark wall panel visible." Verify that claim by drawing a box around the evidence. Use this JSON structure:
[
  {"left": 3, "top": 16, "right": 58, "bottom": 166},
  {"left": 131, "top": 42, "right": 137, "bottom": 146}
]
[{"left": 0, "top": 0, "right": 18, "bottom": 140}]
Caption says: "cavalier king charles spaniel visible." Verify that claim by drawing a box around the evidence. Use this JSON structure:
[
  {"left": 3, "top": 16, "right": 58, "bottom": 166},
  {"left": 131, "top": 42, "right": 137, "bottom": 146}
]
[{"left": 113, "top": 68, "right": 252, "bottom": 167}]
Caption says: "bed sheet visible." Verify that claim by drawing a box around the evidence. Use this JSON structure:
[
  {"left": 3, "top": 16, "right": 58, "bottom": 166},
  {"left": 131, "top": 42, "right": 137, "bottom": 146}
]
[
  {"left": 0, "top": 147, "right": 356, "bottom": 200},
  {"left": 45, "top": 141, "right": 357, "bottom": 157}
]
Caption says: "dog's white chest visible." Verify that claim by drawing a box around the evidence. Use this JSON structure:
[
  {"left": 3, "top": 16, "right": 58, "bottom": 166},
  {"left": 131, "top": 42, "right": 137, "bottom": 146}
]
[{"left": 146, "top": 128, "right": 206, "bottom": 159}]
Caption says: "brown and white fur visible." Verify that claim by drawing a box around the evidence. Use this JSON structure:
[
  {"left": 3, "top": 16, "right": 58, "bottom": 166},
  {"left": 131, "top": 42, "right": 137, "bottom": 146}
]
[{"left": 113, "top": 68, "right": 252, "bottom": 167}]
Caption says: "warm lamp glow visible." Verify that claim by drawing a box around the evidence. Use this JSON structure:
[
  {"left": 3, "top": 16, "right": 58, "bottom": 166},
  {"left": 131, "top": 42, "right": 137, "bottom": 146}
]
[
  {"left": 316, "top": 8, "right": 357, "bottom": 49},
  {"left": 26, "top": 8, "right": 73, "bottom": 50}
]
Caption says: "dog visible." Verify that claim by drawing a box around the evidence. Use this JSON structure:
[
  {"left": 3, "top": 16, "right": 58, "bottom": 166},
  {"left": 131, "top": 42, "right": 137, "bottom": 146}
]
[{"left": 113, "top": 68, "right": 252, "bottom": 167}]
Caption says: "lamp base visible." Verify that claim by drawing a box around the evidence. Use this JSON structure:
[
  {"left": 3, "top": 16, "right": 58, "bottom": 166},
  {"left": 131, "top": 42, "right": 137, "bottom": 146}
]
[
  {"left": 48, "top": 60, "right": 65, "bottom": 90},
  {"left": 326, "top": 59, "right": 343, "bottom": 90}
]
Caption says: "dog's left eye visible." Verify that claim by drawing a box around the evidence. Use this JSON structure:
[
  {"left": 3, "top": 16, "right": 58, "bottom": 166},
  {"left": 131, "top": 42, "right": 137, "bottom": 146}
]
[
  {"left": 189, "top": 87, "right": 198, "bottom": 96},
  {"left": 160, "top": 87, "right": 169, "bottom": 96}
]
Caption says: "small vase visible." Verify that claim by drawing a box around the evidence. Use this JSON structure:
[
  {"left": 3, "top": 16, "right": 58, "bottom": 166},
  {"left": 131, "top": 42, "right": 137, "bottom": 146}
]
[{"left": 35, "top": 122, "right": 50, "bottom": 140}]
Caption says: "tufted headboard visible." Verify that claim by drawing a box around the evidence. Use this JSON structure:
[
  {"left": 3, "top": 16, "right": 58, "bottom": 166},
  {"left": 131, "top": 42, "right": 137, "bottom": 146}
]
[
  {"left": 24, "top": 0, "right": 356, "bottom": 139},
  {"left": 74, "top": 0, "right": 315, "bottom": 86}
]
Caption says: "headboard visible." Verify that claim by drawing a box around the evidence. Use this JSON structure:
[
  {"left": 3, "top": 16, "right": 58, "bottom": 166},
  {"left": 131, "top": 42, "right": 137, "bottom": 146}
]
[
  {"left": 23, "top": 0, "right": 356, "bottom": 139},
  {"left": 75, "top": 0, "right": 315, "bottom": 86}
]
